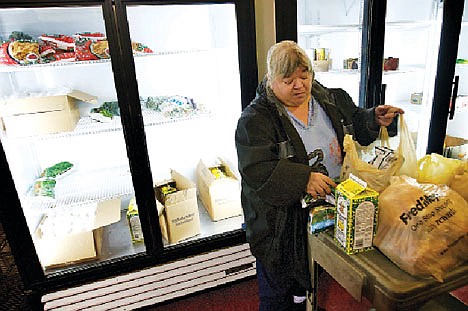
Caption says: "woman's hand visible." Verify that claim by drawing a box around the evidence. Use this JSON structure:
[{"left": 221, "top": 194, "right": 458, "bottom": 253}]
[
  {"left": 375, "top": 105, "right": 405, "bottom": 127},
  {"left": 306, "top": 172, "right": 337, "bottom": 199}
]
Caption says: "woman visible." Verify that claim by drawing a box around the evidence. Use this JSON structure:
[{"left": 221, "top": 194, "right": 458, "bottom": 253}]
[{"left": 235, "top": 40, "right": 403, "bottom": 310}]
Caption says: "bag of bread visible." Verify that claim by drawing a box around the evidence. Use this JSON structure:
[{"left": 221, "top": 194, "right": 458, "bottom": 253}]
[{"left": 374, "top": 175, "right": 468, "bottom": 282}]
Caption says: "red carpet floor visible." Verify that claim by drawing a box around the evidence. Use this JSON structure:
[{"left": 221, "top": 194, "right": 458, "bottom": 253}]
[{"left": 143, "top": 273, "right": 468, "bottom": 311}]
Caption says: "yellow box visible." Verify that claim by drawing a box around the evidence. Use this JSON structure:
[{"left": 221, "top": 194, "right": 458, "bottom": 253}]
[
  {"left": 334, "top": 176, "right": 379, "bottom": 254},
  {"left": 0, "top": 90, "right": 97, "bottom": 137},
  {"left": 155, "top": 170, "right": 200, "bottom": 244},
  {"left": 196, "top": 158, "right": 243, "bottom": 221}
]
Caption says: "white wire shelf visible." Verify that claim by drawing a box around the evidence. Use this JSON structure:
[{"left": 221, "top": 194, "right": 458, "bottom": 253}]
[
  {"left": 0, "top": 49, "right": 208, "bottom": 73},
  {"left": 1, "top": 108, "right": 211, "bottom": 141},
  {"left": 298, "top": 20, "right": 435, "bottom": 37},
  {"left": 22, "top": 165, "right": 134, "bottom": 212}
]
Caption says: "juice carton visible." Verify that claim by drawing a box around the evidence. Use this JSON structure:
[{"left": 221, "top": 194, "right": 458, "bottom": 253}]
[{"left": 334, "top": 174, "right": 379, "bottom": 254}]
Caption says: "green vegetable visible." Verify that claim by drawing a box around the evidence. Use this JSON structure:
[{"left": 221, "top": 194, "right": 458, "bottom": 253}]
[
  {"left": 40, "top": 161, "right": 73, "bottom": 178},
  {"left": 90, "top": 101, "right": 120, "bottom": 119},
  {"left": 33, "top": 178, "right": 56, "bottom": 198},
  {"left": 9, "top": 31, "right": 33, "bottom": 41}
]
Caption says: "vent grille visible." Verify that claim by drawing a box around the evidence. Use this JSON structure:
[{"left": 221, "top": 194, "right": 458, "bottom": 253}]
[{"left": 43, "top": 243, "right": 256, "bottom": 311}]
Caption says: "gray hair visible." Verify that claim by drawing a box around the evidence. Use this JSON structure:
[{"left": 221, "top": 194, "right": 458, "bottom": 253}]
[{"left": 266, "top": 40, "right": 313, "bottom": 87}]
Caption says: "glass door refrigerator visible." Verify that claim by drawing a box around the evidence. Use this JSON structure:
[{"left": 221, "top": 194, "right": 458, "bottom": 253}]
[
  {"left": 0, "top": 0, "right": 258, "bottom": 310},
  {"left": 275, "top": 0, "right": 466, "bottom": 159}
]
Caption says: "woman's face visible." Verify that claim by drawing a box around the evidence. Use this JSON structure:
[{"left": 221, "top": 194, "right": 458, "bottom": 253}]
[{"left": 270, "top": 66, "right": 312, "bottom": 107}]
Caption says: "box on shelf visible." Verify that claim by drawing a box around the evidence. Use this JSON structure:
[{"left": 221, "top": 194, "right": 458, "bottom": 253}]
[
  {"left": 34, "top": 197, "right": 121, "bottom": 268},
  {"left": 155, "top": 170, "right": 200, "bottom": 244},
  {"left": 444, "top": 135, "right": 468, "bottom": 160},
  {"left": 334, "top": 175, "right": 379, "bottom": 255},
  {"left": 196, "top": 158, "right": 242, "bottom": 221},
  {"left": 0, "top": 90, "right": 97, "bottom": 137}
]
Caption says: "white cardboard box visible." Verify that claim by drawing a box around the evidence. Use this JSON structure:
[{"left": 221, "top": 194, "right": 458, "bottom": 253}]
[
  {"left": 34, "top": 197, "right": 121, "bottom": 268},
  {"left": 155, "top": 170, "right": 200, "bottom": 244},
  {"left": 196, "top": 158, "right": 243, "bottom": 221},
  {"left": 0, "top": 90, "right": 97, "bottom": 137}
]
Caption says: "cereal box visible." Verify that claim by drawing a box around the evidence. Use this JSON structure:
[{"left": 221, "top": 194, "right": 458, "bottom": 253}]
[{"left": 334, "top": 174, "right": 379, "bottom": 254}]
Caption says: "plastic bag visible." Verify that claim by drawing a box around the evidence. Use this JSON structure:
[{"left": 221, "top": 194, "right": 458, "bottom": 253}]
[
  {"left": 417, "top": 153, "right": 466, "bottom": 185},
  {"left": 340, "top": 115, "right": 417, "bottom": 192},
  {"left": 448, "top": 162, "right": 468, "bottom": 202},
  {"left": 374, "top": 175, "right": 468, "bottom": 282},
  {"left": 396, "top": 114, "right": 418, "bottom": 178}
]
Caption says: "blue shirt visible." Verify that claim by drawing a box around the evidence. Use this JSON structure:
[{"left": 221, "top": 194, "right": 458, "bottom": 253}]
[{"left": 287, "top": 97, "right": 342, "bottom": 179}]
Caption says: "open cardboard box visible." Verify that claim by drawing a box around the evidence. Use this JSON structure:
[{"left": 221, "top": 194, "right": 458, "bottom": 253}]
[
  {"left": 155, "top": 170, "right": 200, "bottom": 244},
  {"left": 196, "top": 158, "right": 243, "bottom": 221},
  {"left": 0, "top": 90, "right": 97, "bottom": 137},
  {"left": 34, "top": 197, "right": 121, "bottom": 268},
  {"left": 444, "top": 135, "right": 468, "bottom": 160}
]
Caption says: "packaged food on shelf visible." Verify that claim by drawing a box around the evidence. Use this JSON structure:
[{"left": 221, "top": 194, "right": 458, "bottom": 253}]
[
  {"left": 127, "top": 198, "right": 144, "bottom": 243},
  {"left": 410, "top": 92, "right": 423, "bottom": 105},
  {"left": 142, "top": 95, "right": 201, "bottom": 118},
  {"left": 196, "top": 158, "right": 243, "bottom": 221},
  {"left": 334, "top": 174, "right": 379, "bottom": 254},
  {"left": 75, "top": 38, "right": 110, "bottom": 61},
  {"left": 90, "top": 101, "right": 120, "bottom": 122},
  {"left": 343, "top": 58, "right": 359, "bottom": 69},
  {"left": 38, "top": 33, "right": 76, "bottom": 63},
  {"left": 155, "top": 170, "right": 200, "bottom": 244},
  {"left": 384, "top": 57, "right": 399, "bottom": 71},
  {"left": 39, "top": 34, "right": 75, "bottom": 52},
  {"left": 33, "top": 178, "right": 57, "bottom": 198},
  {"left": 131, "top": 41, "right": 153, "bottom": 55},
  {"left": 0, "top": 90, "right": 97, "bottom": 137},
  {"left": 0, "top": 39, "right": 39, "bottom": 65},
  {"left": 40, "top": 161, "right": 74, "bottom": 179}
]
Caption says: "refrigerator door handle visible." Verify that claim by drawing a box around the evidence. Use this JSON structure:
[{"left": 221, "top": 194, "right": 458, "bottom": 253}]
[
  {"left": 449, "top": 75, "right": 459, "bottom": 120},
  {"left": 381, "top": 83, "right": 387, "bottom": 106}
]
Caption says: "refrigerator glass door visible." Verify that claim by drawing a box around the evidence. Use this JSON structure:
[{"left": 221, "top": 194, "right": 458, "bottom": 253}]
[
  {"left": 445, "top": 1, "right": 468, "bottom": 160},
  {"left": 124, "top": 3, "right": 244, "bottom": 247},
  {"left": 297, "top": 0, "right": 364, "bottom": 104},
  {"left": 0, "top": 6, "right": 144, "bottom": 274},
  {"left": 382, "top": 0, "right": 442, "bottom": 157}
]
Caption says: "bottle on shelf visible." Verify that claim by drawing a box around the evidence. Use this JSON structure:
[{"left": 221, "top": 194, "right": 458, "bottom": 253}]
[{"left": 127, "top": 198, "right": 144, "bottom": 243}]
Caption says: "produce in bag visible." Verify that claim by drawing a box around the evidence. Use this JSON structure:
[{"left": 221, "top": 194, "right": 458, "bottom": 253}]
[
  {"left": 33, "top": 178, "right": 56, "bottom": 198},
  {"left": 40, "top": 161, "right": 74, "bottom": 179},
  {"left": 417, "top": 153, "right": 466, "bottom": 185},
  {"left": 373, "top": 175, "right": 468, "bottom": 282}
]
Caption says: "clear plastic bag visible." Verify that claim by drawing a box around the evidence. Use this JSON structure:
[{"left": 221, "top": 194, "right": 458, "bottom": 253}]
[{"left": 340, "top": 114, "right": 416, "bottom": 192}]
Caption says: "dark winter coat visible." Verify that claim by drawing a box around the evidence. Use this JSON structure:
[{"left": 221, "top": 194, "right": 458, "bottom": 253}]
[{"left": 235, "top": 78, "right": 394, "bottom": 290}]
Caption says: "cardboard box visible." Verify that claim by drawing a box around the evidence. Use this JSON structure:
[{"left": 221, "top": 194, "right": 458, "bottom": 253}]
[
  {"left": 334, "top": 175, "right": 379, "bottom": 254},
  {"left": 35, "top": 228, "right": 103, "bottom": 269},
  {"left": 34, "top": 197, "right": 121, "bottom": 268},
  {"left": 196, "top": 158, "right": 243, "bottom": 221},
  {"left": 0, "top": 90, "right": 97, "bottom": 137},
  {"left": 155, "top": 170, "right": 200, "bottom": 244}
]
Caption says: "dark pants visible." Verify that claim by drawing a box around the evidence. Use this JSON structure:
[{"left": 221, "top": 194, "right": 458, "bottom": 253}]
[{"left": 256, "top": 260, "right": 307, "bottom": 311}]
